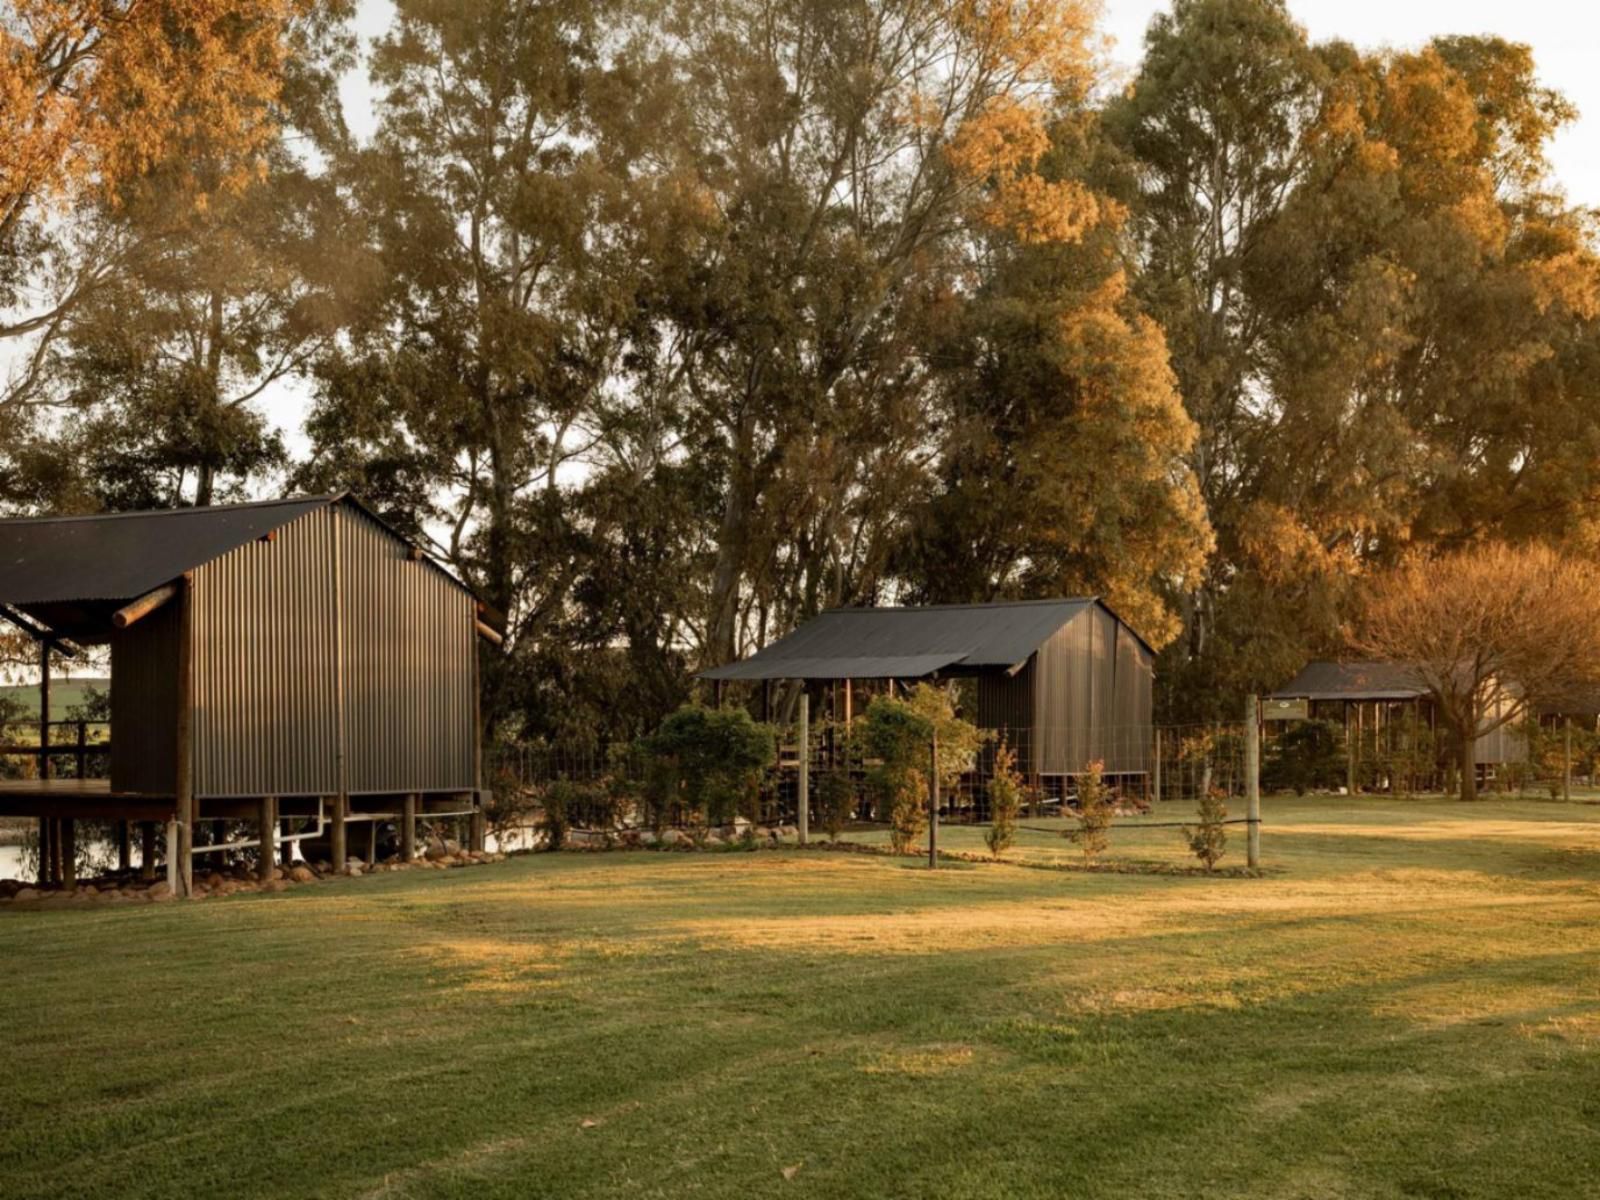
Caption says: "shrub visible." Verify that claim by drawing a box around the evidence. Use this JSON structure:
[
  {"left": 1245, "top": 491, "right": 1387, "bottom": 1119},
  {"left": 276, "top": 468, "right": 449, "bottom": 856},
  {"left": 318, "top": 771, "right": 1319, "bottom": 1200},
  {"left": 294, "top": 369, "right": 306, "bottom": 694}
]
[
  {"left": 537, "top": 779, "right": 579, "bottom": 850},
  {"left": 860, "top": 684, "right": 983, "bottom": 856},
  {"left": 485, "top": 766, "right": 536, "bottom": 850},
  {"left": 638, "top": 705, "right": 777, "bottom": 828},
  {"left": 1261, "top": 719, "right": 1345, "bottom": 795},
  {"left": 1184, "top": 789, "right": 1228, "bottom": 871},
  {"left": 1068, "top": 760, "right": 1112, "bottom": 862},
  {"left": 985, "top": 739, "right": 1023, "bottom": 858}
]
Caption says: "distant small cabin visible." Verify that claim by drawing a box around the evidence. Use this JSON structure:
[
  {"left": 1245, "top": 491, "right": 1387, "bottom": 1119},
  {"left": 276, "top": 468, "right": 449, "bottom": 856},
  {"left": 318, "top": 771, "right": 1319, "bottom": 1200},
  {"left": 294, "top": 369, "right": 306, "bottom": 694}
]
[
  {"left": 0, "top": 494, "right": 498, "bottom": 893},
  {"left": 703, "top": 598, "right": 1154, "bottom": 784},
  {"left": 1269, "top": 660, "right": 1524, "bottom": 767}
]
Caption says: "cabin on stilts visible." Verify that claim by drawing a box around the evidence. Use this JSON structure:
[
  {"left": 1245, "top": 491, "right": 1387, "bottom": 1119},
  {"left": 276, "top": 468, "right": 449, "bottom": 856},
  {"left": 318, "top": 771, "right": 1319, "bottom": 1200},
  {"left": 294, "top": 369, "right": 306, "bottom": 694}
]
[
  {"left": 1266, "top": 660, "right": 1525, "bottom": 794},
  {"left": 0, "top": 494, "right": 498, "bottom": 895},
  {"left": 702, "top": 598, "right": 1155, "bottom": 797}
]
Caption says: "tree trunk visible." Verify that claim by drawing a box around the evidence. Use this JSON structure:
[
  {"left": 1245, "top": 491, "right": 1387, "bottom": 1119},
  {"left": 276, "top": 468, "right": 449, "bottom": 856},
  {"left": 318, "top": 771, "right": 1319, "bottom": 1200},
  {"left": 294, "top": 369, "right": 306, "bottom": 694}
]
[
  {"left": 706, "top": 416, "right": 756, "bottom": 666},
  {"left": 1458, "top": 729, "right": 1477, "bottom": 802}
]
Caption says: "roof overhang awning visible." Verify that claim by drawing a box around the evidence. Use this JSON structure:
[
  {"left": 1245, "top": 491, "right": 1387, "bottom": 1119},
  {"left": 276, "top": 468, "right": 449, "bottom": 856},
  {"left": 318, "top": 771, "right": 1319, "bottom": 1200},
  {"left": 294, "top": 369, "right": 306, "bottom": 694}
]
[
  {"left": 701, "top": 652, "right": 971, "bottom": 682},
  {"left": 1277, "top": 690, "right": 1428, "bottom": 702}
]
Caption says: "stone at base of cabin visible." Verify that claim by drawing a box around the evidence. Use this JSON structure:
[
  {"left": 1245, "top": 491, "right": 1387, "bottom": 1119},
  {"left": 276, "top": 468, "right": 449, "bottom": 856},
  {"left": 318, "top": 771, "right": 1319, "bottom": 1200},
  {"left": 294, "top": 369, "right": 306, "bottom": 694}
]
[
  {"left": 14, "top": 887, "right": 39, "bottom": 902},
  {"left": 424, "top": 839, "right": 458, "bottom": 861},
  {"left": 264, "top": 879, "right": 289, "bottom": 892},
  {"left": 659, "top": 829, "right": 684, "bottom": 846},
  {"left": 289, "top": 866, "right": 315, "bottom": 883},
  {"left": 702, "top": 833, "right": 725, "bottom": 848}
]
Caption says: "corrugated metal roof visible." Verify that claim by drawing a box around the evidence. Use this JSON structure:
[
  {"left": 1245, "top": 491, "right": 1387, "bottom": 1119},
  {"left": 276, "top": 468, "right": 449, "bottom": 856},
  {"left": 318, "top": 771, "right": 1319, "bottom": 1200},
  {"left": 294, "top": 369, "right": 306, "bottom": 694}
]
[
  {"left": 0, "top": 496, "right": 334, "bottom": 604},
  {"left": 701, "top": 598, "right": 1128, "bottom": 681},
  {"left": 0, "top": 494, "right": 486, "bottom": 618},
  {"left": 1270, "top": 661, "right": 1427, "bottom": 701}
]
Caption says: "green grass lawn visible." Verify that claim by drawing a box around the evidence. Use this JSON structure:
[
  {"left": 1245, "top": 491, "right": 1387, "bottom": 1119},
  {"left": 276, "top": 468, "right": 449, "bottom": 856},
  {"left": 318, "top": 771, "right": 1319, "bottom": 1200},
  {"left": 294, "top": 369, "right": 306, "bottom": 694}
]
[{"left": 3, "top": 796, "right": 1600, "bottom": 1199}]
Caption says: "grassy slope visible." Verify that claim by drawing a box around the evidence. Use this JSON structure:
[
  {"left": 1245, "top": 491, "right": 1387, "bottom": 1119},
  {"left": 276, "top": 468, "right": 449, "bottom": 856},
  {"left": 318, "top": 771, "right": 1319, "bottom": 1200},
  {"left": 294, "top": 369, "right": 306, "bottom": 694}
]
[
  {"left": 2, "top": 797, "right": 1599, "bottom": 1200},
  {"left": 0, "top": 679, "right": 110, "bottom": 722}
]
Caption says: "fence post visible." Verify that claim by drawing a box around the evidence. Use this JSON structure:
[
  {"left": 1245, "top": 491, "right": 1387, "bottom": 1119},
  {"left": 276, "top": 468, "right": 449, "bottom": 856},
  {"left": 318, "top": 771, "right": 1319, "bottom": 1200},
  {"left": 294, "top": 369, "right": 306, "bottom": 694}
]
[
  {"left": 1345, "top": 703, "right": 1357, "bottom": 796},
  {"left": 1563, "top": 717, "right": 1572, "bottom": 802},
  {"left": 797, "top": 697, "right": 810, "bottom": 845},
  {"left": 1153, "top": 728, "right": 1162, "bottom": 804},
  {"left": 1246, "top": 694, "right": 1261, "bottom": 870},
  {"left": 928, "top": 729, "right": 939, "bottom": 870},
  {"left": 75, "top": 720, "right": 86, "bottom": 779}
]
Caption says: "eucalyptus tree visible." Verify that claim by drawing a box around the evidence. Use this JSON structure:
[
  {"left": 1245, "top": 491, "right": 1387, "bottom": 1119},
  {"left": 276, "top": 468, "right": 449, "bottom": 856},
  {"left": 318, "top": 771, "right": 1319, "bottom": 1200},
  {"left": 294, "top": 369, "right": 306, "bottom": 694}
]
[{"left": 635, "top": 0, "right": 1111, "bottom": 666}]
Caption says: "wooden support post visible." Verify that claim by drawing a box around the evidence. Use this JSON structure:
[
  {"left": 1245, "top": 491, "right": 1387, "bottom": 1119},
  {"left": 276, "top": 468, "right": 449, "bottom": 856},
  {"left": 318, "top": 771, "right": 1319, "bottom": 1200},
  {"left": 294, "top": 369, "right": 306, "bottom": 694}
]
[
  {"left": 37, "top": 817, "right": 51, "bottom": 885},
  {"left": 1245, "top": 694, "right": 1261, "bottom": 870},
  {"left": 402, "top": 794, "right": 417, "bottom": 862},
  {"left": 258, "top": 797, "right": 277, "bottom": 881},
  {"left": 75, "top": 721, "right": 87, "bottom": 779},
  {"left": 1563, "top": 718, "right": 1573, "bottom": 802},
  {"left": 38, "top": 640, "right": 50, "bottom": 781},
  {"left": 140, "top": 822, "right": 156, "bottom": 881},
  {"left": 928, "top": 729, "right": 939, "bottom": 870},
  {"left": 165, "top": 819, "right": 179, "bottom": 892},
  {"left": 174, "top": 573, "right": 195, "bottom": 898},
  {"left": 844, "top": 679, "right": 853, "bottom": 726},
  {"left": 331, "top": 794, "right": 348, "bottom": 871},
  {"left": 1153, "top": 728, "right": 1163, "bottom": 804},
  {"left": 117, "top": 820, "right": 131, "bottom": 873},
  {"left": 1345, "top": 703, "right": 1357, "bottom": 796},
  {"left": 366, "top": 819, "right": 377, "bottom": 867},
  {"left": 61, "top": 818, "right": 76, "bottom": 888},
  {"left": 797, "top": 696, "right": 810, "bottom": 845}
]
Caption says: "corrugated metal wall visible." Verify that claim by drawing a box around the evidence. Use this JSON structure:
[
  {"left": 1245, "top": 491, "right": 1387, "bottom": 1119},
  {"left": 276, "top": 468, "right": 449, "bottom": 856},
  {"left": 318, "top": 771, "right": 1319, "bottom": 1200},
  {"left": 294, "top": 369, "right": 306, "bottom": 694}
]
[
  {"left": 337, "top": 505, "right": 475, "bottom": 794},
  {"left": 192, "top": 507, "right": 339, "bottom": 797},
  {"left": 182, "top": 501, "right": 476, "bottom": 798},
  {"left": 977, "top": 660, "right": 1037, "bottom": 775},
  {"left": 1112, "top": 624, "right": 1154, "bottom": 774},
  {"left": 110, "top": 598, "right": 180, "bottom": 794},
  {"left": 1032, "top": 606, "right": 1153, "bottom": 776}
]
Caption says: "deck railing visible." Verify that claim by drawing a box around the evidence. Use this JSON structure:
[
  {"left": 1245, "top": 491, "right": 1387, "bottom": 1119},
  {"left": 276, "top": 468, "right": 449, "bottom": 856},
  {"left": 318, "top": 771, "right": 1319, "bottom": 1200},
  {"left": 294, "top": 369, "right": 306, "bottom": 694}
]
[{"left": 0, "top": 720, "right": 113, "bottom": 780}]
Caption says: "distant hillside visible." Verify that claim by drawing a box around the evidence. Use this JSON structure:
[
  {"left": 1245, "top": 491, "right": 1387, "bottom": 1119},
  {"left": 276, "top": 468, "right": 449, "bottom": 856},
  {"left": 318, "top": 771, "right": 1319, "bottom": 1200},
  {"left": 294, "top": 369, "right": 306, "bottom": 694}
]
[{"left": 0, "top": 678, "right": 110, "bottom": 722}]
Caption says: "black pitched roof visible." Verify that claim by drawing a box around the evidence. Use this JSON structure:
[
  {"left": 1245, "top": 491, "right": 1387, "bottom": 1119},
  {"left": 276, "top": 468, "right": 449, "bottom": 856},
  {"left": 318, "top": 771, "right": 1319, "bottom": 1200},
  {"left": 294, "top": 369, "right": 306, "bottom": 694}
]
[
  {"left": 702, "top": 598, "right": 1148, "bottom": 681},
  {"left": 1270, "top": 661, "right": 1428, "bottom": 701},
  {"left": 0, "top": 494, "right": 480, "bottom": 611},
  {"left": 0, "top": 496, "right": 336, "bottom": 605}
]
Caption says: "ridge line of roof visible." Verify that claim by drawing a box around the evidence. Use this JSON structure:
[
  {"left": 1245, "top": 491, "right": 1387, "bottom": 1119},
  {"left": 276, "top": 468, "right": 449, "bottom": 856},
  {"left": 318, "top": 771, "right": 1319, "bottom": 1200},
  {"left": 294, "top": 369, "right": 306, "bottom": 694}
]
[
  {"left": 817, "top": 597, "right": 1097, "bottom": 615},
  {"left": 0, "top": 493, "right": 342, "bottom": 526}
]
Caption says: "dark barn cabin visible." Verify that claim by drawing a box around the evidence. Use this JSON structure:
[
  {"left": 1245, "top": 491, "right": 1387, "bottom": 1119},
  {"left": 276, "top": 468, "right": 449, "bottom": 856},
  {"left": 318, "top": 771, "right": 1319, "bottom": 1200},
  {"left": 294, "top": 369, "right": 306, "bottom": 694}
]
[
  {"left": 704, "top": 598, "right": 1155, "bottom": 790},
  {"left": 1268, "top": 660, "right": 1524, "bottom": 792},
  {"left": 0, "top": 494, "right": 496, "bottom": 894}
]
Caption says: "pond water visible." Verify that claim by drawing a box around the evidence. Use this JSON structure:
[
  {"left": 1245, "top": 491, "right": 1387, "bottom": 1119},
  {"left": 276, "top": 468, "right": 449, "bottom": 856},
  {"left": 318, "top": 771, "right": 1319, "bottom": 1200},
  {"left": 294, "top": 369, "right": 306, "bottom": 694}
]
[{"left": 1, "top": 826, "right": 535, "bottom": 883}]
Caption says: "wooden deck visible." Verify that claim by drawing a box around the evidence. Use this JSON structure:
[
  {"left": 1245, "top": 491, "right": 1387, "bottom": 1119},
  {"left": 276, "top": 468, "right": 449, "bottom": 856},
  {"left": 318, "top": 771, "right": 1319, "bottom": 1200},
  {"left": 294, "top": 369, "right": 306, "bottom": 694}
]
[{"left": 0, "top": 778, "right": 175, "bottom": 821}]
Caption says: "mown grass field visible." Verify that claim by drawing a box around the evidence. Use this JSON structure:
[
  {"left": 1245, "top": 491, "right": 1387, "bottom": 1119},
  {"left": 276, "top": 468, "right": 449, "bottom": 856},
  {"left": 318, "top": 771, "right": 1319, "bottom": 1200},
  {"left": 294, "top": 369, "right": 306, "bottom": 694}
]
[{"left": 3, "top": 796, "right": 1599, "bottom": 1199}]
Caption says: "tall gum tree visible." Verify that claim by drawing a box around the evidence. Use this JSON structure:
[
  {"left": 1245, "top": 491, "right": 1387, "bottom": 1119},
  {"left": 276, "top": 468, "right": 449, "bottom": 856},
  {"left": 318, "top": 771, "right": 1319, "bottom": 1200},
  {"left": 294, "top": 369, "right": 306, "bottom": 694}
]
[
  {"left": 635, "top": 0, "right": 1111, "bottom": 668},
  {"left": 304, "top": 0, "right": 658, "bottom": 732}
]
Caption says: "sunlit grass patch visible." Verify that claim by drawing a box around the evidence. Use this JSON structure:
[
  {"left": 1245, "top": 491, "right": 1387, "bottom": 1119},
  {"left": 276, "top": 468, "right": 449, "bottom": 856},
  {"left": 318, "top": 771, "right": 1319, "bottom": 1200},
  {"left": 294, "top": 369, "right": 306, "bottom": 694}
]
[{"left": 2, "top": 794, "right": 1599, "bottom": 1199}]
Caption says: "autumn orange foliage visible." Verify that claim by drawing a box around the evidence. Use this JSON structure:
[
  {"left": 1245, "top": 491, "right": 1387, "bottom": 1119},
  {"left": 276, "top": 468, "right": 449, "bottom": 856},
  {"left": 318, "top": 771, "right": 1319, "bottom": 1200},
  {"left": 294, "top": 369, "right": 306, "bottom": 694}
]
[{"left": 1, "top": 0, "right": 302, "bottom": 234}]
